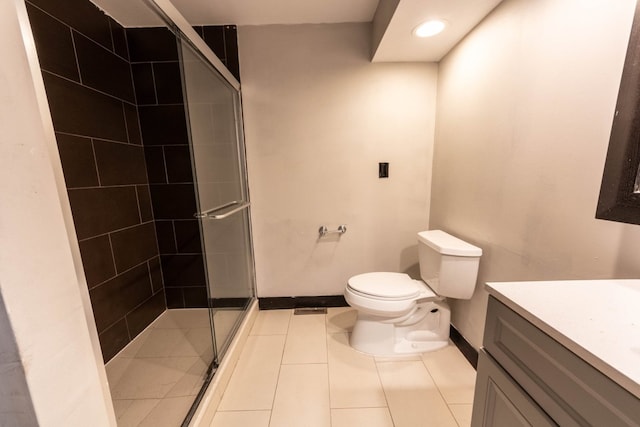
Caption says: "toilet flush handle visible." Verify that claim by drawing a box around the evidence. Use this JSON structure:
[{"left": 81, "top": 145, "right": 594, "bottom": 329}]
[{"left": 415, "top": 295, "right": 445, "bottom": 305}]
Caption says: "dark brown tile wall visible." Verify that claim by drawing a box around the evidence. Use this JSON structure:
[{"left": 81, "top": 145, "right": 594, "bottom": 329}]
[
  {"left": 25, "top": 0, "right": 242, "bottom": 359},
  {"left": 25, "top": 0, "right": 165, "bottom": 362},
  {"left": 194, "top": 25, "right": 241, "bottom": 82},
  {"left": 127, "top": 27, "right": 207, "bottom": 309},
  {"left": 126, "top": 25, "right": 239, "bottom": 308}
]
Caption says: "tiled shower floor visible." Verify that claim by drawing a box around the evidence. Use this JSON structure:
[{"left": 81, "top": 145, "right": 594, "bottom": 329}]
[
  {"left": 106, "top": 307, "right": 477, "bottom": 426},
  {"left": 209, "top": 307, "right": 476, "bottom": 427},
  {"left": 105, "top": 309, "right": 216, "bottom": 426}
]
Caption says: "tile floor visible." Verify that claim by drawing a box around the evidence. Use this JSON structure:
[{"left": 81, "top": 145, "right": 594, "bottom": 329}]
[
  {"left": 105, "top": 309, "right": 218, "bottom": 426},
  {"left": 210, "top": 307, "right": 476, "bottom": 427}
]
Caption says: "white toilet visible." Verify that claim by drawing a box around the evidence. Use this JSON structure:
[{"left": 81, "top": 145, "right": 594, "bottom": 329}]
[{"left": 344, "top": 230, "right": 482, "bottom": 356}]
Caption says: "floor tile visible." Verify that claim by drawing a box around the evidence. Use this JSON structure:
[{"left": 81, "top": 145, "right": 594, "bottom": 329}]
[
  {"left": 377, "top": 361, "right": 458, "bottom": 427},
  {"left": 133, "top": 328, "right": 187, "bottom": 358},
  {"left": 109, "top": 357, "right": 200, "bottom": 399},
  {"left": 270, "top": 364, "right": 330, "bottom": 427},
  {"left": 106, "top": 356, "right": 133, "bottom": 387},
  {"left": 421, "top": 344, "right": 476, "bottom": 404},
  {"left": 282, "top": 314, "right": 327, "bottom": 364},
  {"left": 326, "top": 307, "right": 356, "bottom": 334},
  {"left": 138, "top": 396, "right": 194, "bottom": 427},
  {"left": 165, "top": 357, "right": 209, "bottom": 398},
  {"left": 114, "top": 399, "right": 160, "bottom": 427},
  {"left": 153, "top": 308, "right": 210, "bottom": 329},
  {"left": 449, "top": 404, "right": 473, "bottom": 427},
  {"left": 210, "top": 410, "right": 271, "bottom": 427},
  {"left": 170, "top": 328, "right": 214, "bottom": 358},
  {"left": 251, "top": 309, "right": 292, "bottom": 336},
  {"left": 218, "top": 335, "right": 286, "bottom": 411},
  {"left": 327, "top": 333, "right": 387, "bottom": 408},
  {"left": 118, "top": 328, "right": 153, "bottom": 358},
  {"left": 331, "top": 408, "right": 394, "bottom": 427}
]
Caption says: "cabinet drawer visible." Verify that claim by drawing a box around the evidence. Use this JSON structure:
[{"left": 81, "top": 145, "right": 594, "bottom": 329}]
[
  {"left": 484, "top": 296, "right": 640, "bottom": 427},
  {"left": 472, "top": 350, "right": 556, "bottom": 427}
]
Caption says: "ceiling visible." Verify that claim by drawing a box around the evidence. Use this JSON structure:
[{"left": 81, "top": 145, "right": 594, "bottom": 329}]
[{"left": 91, "top": 0, "right": 503, "bottom": 62}]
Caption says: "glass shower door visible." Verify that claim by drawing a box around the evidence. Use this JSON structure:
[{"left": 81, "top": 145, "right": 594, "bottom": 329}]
[{"left": 179, "top": 37, "right": 255, "bottom": 362}]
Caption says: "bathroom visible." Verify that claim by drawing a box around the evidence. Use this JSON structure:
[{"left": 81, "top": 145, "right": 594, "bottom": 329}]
[{"left": 2, "top": 0, "right": 640, "bottom": 425}]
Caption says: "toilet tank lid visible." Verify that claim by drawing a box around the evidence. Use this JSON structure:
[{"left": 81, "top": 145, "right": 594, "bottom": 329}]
[{"left": 418, "top": 230, "right": 482, "bottom": 257}]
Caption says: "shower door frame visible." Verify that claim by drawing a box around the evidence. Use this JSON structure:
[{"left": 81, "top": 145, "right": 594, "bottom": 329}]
[{"left": 178, "top": 34, "right": 256, "bottom": 363}]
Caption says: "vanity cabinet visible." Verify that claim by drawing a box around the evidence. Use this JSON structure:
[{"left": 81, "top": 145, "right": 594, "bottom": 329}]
[{"left": 471, "top": 296, "right": 640, "bottom": 427}]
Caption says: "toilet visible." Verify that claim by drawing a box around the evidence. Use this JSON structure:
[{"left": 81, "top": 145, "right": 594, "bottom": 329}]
[{"left": 344, "top": 230, "right": 482, "bottom": 356}]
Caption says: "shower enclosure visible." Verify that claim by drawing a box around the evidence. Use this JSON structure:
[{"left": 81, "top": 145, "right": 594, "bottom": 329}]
[
  {"left": 23, "top": 0, "right": 255, "bottom": 424},
  {"left": 180, "top": 37, "right": 255, "bottom": 362}
]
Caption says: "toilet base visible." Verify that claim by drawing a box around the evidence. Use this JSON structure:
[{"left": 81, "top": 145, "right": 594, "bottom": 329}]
[{"left": 349, "top": 301, "right": 451, "bottom": 357}]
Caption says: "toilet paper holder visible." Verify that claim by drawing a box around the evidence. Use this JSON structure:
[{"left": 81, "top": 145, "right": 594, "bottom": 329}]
[{"left": 318, "top": 225, "right": 347, "bottom": 237}]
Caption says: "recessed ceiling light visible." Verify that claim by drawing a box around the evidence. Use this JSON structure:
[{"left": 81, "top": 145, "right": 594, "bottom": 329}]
[{"left": 413, "top": 20, "right": 447, "bottom": 38}]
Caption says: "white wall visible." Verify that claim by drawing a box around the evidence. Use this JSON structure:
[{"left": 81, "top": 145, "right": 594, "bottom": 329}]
[
  {"left": 239, "top": 23, "right": 438, "bottom": 297},
  {"left": 0, "top": 0, "right": 115, "bottom": 424},
  {"left": 432, "top": 0, "right": 640, "bottom": 348}
]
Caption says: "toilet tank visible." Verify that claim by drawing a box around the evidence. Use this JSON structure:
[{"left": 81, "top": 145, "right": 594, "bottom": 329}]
[{"left": 418, "top": 230, "right": 482, "bottom": 300}]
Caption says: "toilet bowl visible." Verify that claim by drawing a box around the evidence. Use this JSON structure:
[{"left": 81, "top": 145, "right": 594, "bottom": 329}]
[{"left": 344, "top": 230, "right": 481, "bottom": 356}]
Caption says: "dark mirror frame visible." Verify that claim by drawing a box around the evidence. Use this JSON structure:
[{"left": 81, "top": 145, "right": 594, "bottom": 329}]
[{"left": 596, "top": 1, "right": 640, "bottom": 225}]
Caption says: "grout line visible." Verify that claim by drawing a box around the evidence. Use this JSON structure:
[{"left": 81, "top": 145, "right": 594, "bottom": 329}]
[
  {"left": 69, "top": 29, "right": 83, "bottom": 85},
  {"left": 90, "top": 138, "right": 101, "bottom": 187},
  {"left": 150, "top": 62, "right": 159, "bottom": 105}
]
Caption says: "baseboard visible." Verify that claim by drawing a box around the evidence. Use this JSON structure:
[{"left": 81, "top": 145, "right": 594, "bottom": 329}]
[
  {"left": 449, "top": 324, "right": 478, "bottom": 370},
  {"left": 209, "top": 297, "right": 252, "bottom": 309},
  {"left": 259, "top": 295, "right": 348, "bottom": 310}
]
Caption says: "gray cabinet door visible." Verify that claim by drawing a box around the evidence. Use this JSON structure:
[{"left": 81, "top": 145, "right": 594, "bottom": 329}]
[{"left": 472, "top": 350, "right": 556, "bottom": 427}]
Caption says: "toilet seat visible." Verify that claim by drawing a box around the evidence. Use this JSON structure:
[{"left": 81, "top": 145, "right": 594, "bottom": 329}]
[
  {"left": 345, "top": 272, "right": 438, "bottom": 317},
  {"left": 347, "top": 272, "right": 421, "bottom": 300},
  {"left": 347, "top": 272, "right": 435, "bottom": 301}
]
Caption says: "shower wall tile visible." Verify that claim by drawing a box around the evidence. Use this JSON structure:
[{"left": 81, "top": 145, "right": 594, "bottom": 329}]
[
  {"left": 124, "top": 103, "right": 143, "bottom": 146},
  {"left": 43, "top": 71, "right": 129, "bottom": 143},
  {"left": 56, "top": 133, "right": 99, "bottom": 188},
  {"left": 149, "top": 257, "right": 164, "bottom": 293},
  {"left": 155, "top": 221, "right": 177, "bottom": 254},
  {"left": 126, "top": 290, "right": 166, "bottom": 338},
  {"left": 200, "top": 26, "right": 226, "bottom": 61},
  {"left": 144, "top": 147, "right": 168, "bottom": 184},
  {"left": 28, "top": 0, "right": 112, "bottom": 50},
  {"left": 223, "top": 26, "right": 240, "bottom": 81},
  {"left": 26, "top": 0, "right": 166, "bottom": 364},
  {"left": 183, "top": 287, "right": 208, "bottom": 308},
  {"left": 132, "top": 63, "right": 157, "bottom": 105},
  {"left": 93, "top": 140, "right": 147, "bottom": 185},
  {"left": 138, "top": 105, "right": 189, "bottom": 145},
  {"left": 197, "top": 25, "right": 241, "bottom": 82},
  {"left": 90, "top": 263, "right": 153, "bottom": 332},
  {"left": 165, "top": 287, "right": 185, "bottom": 309},
  {"left": 149, "top": 183, "right": 198, "bottom": 220},
  {"left": 127, "top": 27, "right": 179, "bottom": 62},
  {"left": 161, "top": 254, "right": 206, "bottom": 287},
  {"left": 74, "top": 31, "right": 135, "bottom": 103},
  {"left": 25, "top": 4, "right": 79, "bottom": 82},
  {"left": 110, "top": 223, "right": 159, "bottom": 273},
  {"left": 137, "top": 185, "right": 154, "bottom": 223},
  {"left": 109, "top": 17, "right": 129, "bottom": 61},
  {"left": 153, "top": 62, "right": 183, "bottom": 104},
  {"left": 164, "top": 145, "right": 194, "bottom": 183},
  {"left": 99, "top": 318, "right": 130, "bottom": 362},
  {"left": 79, "top": 235, "right": 116, "bottom": 288},
  {"left": 129, "top": 24, "right": 242, "bottom": 309},
  {"left": 68, "top": 187, "right": 140, "bottom": 240},
  {"left": 174, "top": 220, "right": 202, "bottom": 254}
]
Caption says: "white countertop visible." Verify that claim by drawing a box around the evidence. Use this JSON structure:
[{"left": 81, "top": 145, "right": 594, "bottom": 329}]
[{"left": 485, "top": 280, "right": 640, "bottom": 399}]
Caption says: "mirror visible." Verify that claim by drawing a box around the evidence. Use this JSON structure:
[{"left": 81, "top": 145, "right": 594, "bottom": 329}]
[{"left": 596, "top": 1, "right": 640, "bottom": 225}]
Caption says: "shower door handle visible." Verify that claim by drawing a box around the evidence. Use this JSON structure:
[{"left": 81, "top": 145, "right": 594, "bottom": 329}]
[{"left": 194, "top": 201, "right": 250, "bottom": 220}]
